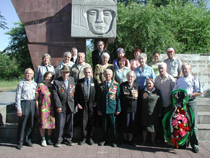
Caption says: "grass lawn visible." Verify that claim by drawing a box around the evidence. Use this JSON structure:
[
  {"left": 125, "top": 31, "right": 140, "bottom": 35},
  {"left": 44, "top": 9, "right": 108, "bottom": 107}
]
[{"left": 0, "top": 79, "right": 22, "bottom": 92}]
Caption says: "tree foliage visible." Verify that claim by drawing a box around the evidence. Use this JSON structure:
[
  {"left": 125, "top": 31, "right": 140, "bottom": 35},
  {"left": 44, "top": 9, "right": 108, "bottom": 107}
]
[
  {"left": 0, "top": 12, "right": 8, "bottom": 30},
  {"left": 0, "top": 53, "right": 21, "bottom": 79},
  {"left": 108, "top": 0, "right": 210, "bottom": 62},
  {"left": 3, "top": 22, "right": 32, "bottom": 70}
]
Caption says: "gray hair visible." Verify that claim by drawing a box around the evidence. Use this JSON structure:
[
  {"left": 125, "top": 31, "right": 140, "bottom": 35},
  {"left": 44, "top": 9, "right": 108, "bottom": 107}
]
[
  {"left": 78, "top": 52, "right": 86, "bottom": 57},
  {"left": 126, "top": 71, "right": 136, "bottom": 80},
  {"left": 84, "top": 67, "right": 92, "bottom": 73},
  {"left": 103, "top": 69, "right": 113, "bottom": 76},
  {"left": 41, "top": 54, "right": 51, "bottom": 65},
  {"left": 137, "top": 53, "right": 147, "bottom": 61},
  {"left": 63, "top": 51, "right": 72, "bottom": 58},
  {"left": 24, "top": 68, "right": 34, "bottom": 75},
  {"left": 182, "top": 63, "right": 191, "bottom": 69},
  {"left": 71, "top": 47, "right": 78, "bottom": 53},
  {"left": 158, "top": 62, "right": 167, "bottom": 69},
  {"left": 101, "top": 52, "right": 110, "bottom": 59}
]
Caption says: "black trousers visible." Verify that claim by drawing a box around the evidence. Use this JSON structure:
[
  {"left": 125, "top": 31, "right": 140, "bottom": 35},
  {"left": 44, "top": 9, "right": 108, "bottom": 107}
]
[
  {"left": 101, "top": 114, "right": 116, "bottom": 143},
  {"left": 80, "top": 102, "right": 95, "bottom": 140},
  {"left": 17, "top": 100, "right": 36, "bottom": 145},
  {"left": 55, "top": 108, "right": 74, "bottom": 143}
]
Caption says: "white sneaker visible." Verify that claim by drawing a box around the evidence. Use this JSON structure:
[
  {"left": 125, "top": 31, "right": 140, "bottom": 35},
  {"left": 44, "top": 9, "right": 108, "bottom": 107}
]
[{"left": 41, "top": 140, "right": 47, "bottom": 147}]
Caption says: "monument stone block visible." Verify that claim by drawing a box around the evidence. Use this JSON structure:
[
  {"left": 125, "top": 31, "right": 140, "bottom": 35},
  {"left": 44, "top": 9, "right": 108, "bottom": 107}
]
[{"left": 71, "top": 0, "right": 117, "bottom": 38}]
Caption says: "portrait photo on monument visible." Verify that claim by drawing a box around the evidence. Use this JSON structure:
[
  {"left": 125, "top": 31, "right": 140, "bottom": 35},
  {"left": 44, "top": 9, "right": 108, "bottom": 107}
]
[{"left": 71, "top": 0, "right": 117, "bottom": 38}]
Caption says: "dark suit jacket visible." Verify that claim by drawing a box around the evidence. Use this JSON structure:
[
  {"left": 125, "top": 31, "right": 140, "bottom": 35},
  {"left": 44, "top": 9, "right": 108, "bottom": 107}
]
[
  {"left": 71, "top": 56, "right": 77, "bottom": 64},
  {"left": 120, "top": 81, "right": 140, "bottom": 113},
  {"left": 97, "top": 80, "right": 121, "bottom": 114},
  {"left": 75, "top": 78, "right": 96, "bottom": 112},
  {"left": 53, "top": 76, "right": 75, "bottom": 112},
  {"left": 92, "top": 49, "right": 110, "bottom": 71}
]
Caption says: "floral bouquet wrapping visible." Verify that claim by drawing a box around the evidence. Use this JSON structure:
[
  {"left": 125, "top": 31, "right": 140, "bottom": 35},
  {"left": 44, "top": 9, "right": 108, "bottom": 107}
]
[{"left": 162, "top": 89, "right": 194, "bottom": 148}]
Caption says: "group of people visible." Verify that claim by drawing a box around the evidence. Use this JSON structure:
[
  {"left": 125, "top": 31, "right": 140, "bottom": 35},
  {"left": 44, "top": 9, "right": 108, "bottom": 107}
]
[{"left": 15, "top": 41, "right": 202, "bottom": 154}]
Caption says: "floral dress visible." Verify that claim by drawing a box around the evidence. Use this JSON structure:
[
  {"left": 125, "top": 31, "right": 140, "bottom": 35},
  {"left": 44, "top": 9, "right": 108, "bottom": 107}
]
[{"left": 36, "top": 83, "right": 55, "bottom": 129}]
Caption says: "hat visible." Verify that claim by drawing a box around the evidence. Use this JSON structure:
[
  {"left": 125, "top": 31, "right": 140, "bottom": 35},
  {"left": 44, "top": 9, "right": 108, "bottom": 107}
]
[
  {"left": 61, "top": 65, "right": 71, "bottom": 72},
  {"left": 167, "top": 47, "right": 175, "bottom": 52},
  {"left": 117, "top": 47, "right": 125, "bottom": 53}
]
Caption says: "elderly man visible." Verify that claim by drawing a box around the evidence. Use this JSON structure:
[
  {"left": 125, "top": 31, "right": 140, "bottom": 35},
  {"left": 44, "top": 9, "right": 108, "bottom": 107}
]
[
  {"left": 97, "top": 69, "right": 121, "bottom": 147},
  {"left": 56, "top": 51, "right": 75, "bottom": 78},
  {"left": 173, "top": 63, "right": 203, "bottom": 153},
  {"left": 155, "top": 62, "right": 176, "bottom": 143},
  {"left": 16, "top": 68, "right": 37, "bottom": 150},
  {"left": 71, "top": 47, "right": 78, "bottom": 64},
  {"left": 70, "top": 52, "right": 91, "bottom": 83},
  {"left": 92, "top": 41, "right": 110, "bottom": 70},
  {"left": 53, "top": 65, "right": 76, "bottom": 147},
  {"left": 75, "top": 67, "right": 97, "bottom": 145},
  {"left": 163, "top": 47, "right": 182, "bottom": 79}
]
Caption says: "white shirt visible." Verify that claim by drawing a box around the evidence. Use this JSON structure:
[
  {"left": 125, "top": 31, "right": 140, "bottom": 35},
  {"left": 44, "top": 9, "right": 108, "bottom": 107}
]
[{"left": 173, "top": 74, "right": 203, "bottom": 98}]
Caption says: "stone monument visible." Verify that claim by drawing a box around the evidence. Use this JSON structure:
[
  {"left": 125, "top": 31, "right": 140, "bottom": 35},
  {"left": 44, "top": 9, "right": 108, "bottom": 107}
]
[
  {"left": 11, "top": 0, "right": 86, "bottom": 70},
  {"left": 71, "top": 0, "right": 117, "bottom": 38}
]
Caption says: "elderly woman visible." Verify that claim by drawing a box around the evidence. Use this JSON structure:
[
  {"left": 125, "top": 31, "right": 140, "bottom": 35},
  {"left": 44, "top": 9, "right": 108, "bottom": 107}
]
[
  {"left": 119, "top": 71, "right": 140, "bottom": 146},
  {"left": 113, "top": 48, "right": 130, "bottom": 69},
  {"left": 94, "top": 52, "right": 115, "bottom": 85},
  {"left": 35, "top": 54, "right": 55, "bottom": 84},
  {"left": 115, "top": 57, "right": 130, "bottom": 84},
  {"left": 35, "top": 71, "right": 55, "bottom": 147},
  {"left": 139, "top": 79, "right": 162, "bottom": 146},
  {"left": 55, "top": 51, "right": 75, "bottom": 78},
  {"left": 134, "top": 53, "right": 156, "bottom": 89},
  {"left": 149, "top": 52, "right": 161, "bottom": 76},
  {"left": 130, "top": 48, "right": 141, "bottom": 71},
  {"left": 15, "top": 68, "right": 37, "bottom": 150}
]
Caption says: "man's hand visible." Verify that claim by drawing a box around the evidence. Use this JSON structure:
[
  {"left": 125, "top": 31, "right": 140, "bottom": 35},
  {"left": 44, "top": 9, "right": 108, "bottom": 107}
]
[
  {"left": 115, "top": 111, "right": 120, "bottom": 115},
  {"left": 93, "top": 102, "right": 97, "bottom": 107},
  {"left": 57, "top": 108, "right": 62, "bottom": 113},
  {"left": 17, "top": 110, "right": 22, "bottom": 117},
  {"left": 98, "top": 111, "right": 102, "bottom": 116},
  {"left": 78, "top": 104, "right": 83, "bottom": 109}
]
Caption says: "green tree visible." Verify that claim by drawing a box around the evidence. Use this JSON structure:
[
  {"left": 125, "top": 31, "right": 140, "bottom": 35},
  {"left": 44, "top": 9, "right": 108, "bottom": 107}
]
[
  {"left": 3, "top": 22, "right": 32, "bottom": 70},
  {"left": 108, "top": 0, "right": 210, "bottom": 62},
  {"left": 0, "top": 12, "right": 8, "bottom": 30},
  {"left": 0, "top": 53, "right": 21, "bottom": 79}
]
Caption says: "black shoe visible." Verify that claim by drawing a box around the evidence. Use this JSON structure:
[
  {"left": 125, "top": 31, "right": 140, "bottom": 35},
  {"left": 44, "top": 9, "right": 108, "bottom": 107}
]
[
  {"left": 128, "top": 140, "right": 136, "bottom": 147},
  {"left": 88, "top": 138, "right": 94, "bottom": 145},
  {"left": 192, "top": 146, "right": 199, "bottom": 153},
  {"left": 78, "top": 139, "right": 86, "bottom": 145},
  {"left": 16, "top": 144, "right": 22, "bottom": 150},
  {"left": 64, "top": 140, "right": 75, "bottom": 146},
  {"left": 111, "top": 143, "right": 117, "bottom": 147},
  {"left": 98, "top": 141, "right": 105, "bottom": 146},
  {"left": 25, "top": 141, "right": 33, "bottom": 147}
]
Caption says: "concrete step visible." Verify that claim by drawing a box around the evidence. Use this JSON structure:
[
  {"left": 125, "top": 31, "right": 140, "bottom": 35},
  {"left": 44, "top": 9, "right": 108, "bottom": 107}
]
[
  {"left": 198, "top": 124, "right": 210, "bottom": 141},
  {"left": 198, "top": 104, "right": 210, "bottom": 112},
  {"left": 198, "top": 112, "right": 210, "bottom": 124},
  {"left": 6, "top": 111, "right": 18, "bottom": 123}
]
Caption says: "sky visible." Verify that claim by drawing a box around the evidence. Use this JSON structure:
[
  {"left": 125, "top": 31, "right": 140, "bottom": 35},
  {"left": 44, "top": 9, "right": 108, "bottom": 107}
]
[
  {"left": 0, "top": 0, "right": 20, "bottom": 51},
  {"left": 1, "top": 0, "right": 210, "bottom": 52}
]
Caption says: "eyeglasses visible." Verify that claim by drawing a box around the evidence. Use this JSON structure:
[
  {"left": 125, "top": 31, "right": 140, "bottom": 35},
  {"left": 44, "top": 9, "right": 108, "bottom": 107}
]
[{"left": 65, "top": 56, "right": 71, "bottom": 59}]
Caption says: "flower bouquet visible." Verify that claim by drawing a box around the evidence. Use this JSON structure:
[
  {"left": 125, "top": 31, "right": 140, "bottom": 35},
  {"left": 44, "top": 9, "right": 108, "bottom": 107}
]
[{"left": 162, "top": 89, "right": 194, "bottom": 148}]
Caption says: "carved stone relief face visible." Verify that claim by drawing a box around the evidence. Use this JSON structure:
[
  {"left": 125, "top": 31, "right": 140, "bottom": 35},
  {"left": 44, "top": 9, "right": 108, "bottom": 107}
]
[
  {"left": 71, "top": 0, "right": 117, "bottom": 38},
  {"left": 87, "top": 8, "right": 114, "bottom": 35}
]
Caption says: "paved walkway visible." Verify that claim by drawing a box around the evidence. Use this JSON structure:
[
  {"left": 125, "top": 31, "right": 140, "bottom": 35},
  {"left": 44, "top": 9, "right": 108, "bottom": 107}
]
[
  {"left": 0, "top": 90, "right": 16, "bottom": 106},
  {"left": 0, "top": 139, "right": 209, "bottom": 158}
]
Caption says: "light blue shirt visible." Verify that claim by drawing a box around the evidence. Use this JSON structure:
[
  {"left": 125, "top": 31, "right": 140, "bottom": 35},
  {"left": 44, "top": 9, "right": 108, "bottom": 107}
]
[
  {"left": 35, "top": 64, "right": 55, "bottom": 84},
  {"left": 173, "top": 74, "right": 203, "bottom": 98},
  {"left": 134, "top": 64, "right": 156, "bottom": 89},
  {"left": 115, "top": 67, "right": 130, "bottom": 84}
]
